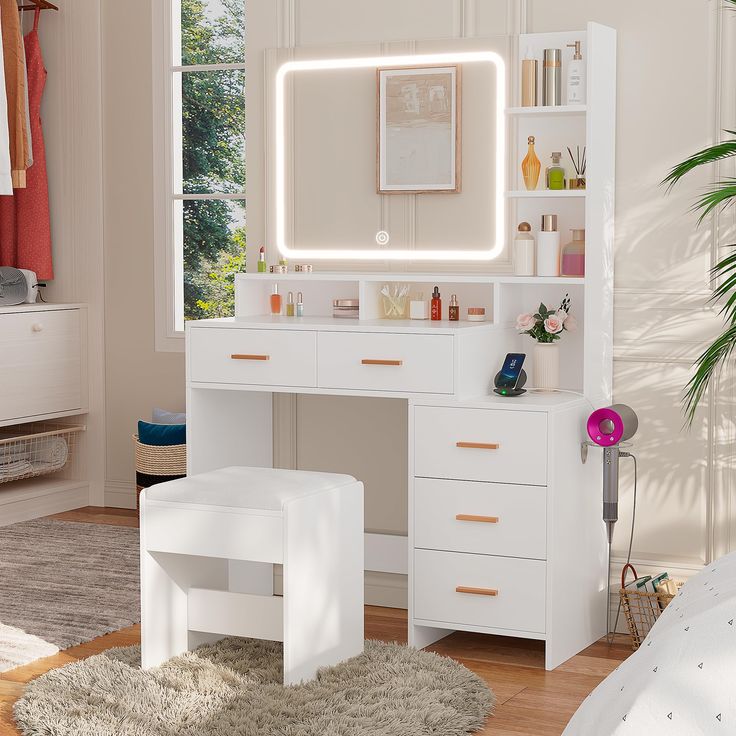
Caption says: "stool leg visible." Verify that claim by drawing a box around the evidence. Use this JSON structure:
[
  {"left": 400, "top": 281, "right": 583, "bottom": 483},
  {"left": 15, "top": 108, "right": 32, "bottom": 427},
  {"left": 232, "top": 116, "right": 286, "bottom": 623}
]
[{"left": 283, "top": 481, "right": 364, "bottom": 685}]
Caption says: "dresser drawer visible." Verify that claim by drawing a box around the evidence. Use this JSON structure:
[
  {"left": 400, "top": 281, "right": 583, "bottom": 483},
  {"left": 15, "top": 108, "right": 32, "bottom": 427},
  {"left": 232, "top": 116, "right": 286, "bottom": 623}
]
[
  {"left": 414, "top": 478, "right": 546, "bottom": 559},
  {"left": 0, "top": 309, "right": 83, "bottom": 423},
  {"left": 189, "top": 328, "right": 317, "bottom": 387},
  {"left": 318, "top": 332, "right": 454, "bottom": 394},
  {"left": 414, "top": 406, "right": 547, "bottom": 485},
  {"left": 414, "top": 549, "right": 546, "bottom": 634}
]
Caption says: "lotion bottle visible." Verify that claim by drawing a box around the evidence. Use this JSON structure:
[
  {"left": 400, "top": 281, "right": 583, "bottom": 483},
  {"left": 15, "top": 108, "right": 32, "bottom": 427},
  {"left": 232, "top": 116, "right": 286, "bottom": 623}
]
[
  {"left": 513, "top": 222, "right": 536, "bottom": 276},
  {"left": 566, "top": 41, "right": 586, "bottom": 104},
  {"left": 537, "top": 215, "right": 560, "bottom": 277},
  {"left": 431, "top": 286, "right": 442, "bottom": 321}
]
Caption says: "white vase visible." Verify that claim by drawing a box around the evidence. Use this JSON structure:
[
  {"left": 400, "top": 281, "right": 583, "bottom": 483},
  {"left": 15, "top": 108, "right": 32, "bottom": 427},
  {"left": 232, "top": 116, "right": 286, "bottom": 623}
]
[{"left": 533, "top": 342, "right": 559, "bottom": 390}]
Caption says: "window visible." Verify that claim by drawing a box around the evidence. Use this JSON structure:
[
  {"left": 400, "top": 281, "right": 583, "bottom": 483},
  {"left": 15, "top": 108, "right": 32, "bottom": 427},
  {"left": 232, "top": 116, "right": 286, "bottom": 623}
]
[{"left": 154, "top": 0, "right": 245, "bottom": 349}]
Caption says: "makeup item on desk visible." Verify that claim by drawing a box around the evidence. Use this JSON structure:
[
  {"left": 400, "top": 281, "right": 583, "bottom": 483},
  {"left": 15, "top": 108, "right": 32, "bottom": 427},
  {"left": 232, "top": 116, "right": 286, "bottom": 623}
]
[
  {"left": 381, "top": 283, "right": 410, "bottom": 319},
  {"left": 409, "top": 295, "right": 429, "bottom": 320},
  {"left": 270, "top": 284, "right": 282, "bottom": 315},
  {"left": 521, "top": 136, "right": 541, "bottom": 191},
  {"left": 567, "top": 146, "right": 586, "bottom": 189},
  {"left": 542, "top": 48, "right": 562, "bottom": 106},
  {"left": 296, "top": 292, "right": 304, "bottom": 317},
  {"left": 566, "top": 41, "right": 585, "bottom": 104},
  {"left": 513, "top": 222, "right": 536, "bottom": 276},
  {"left": 294, "top": 264, "right": 314, "bottom": 273},
  {"left": 449, "top": 294, "right": 459, "bottom": 322},
  {"left": 286, "top": 291, "right": 295, "bottom": 317},
  {"left": 467, "top": 307, "right": 486, "bottom": 322},
  {"left": 257, "top": 246, "right": 267, "bottom": 273},
  {"left": 521, "top": 50, "right": 538, "bottom": 107},
  {"left": 431, "top": 286, "right": 442, "bottom": 321},
  {"left": 537, "top": 215, "right": 561, "bottom": 277},
  {"left": 546, "top": 152, "right": 566, "bottom": 190},
  {"left": 333, "top": 299, "right": 359, "bottom": 319},
  {"left": 561, "top": 229, "right": 586, "bottom": 276}
]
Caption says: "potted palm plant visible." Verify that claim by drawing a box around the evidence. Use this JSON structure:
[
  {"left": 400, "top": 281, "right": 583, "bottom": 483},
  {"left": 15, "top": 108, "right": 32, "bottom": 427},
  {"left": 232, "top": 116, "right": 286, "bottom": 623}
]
[{"left": 664, "top": 124, "right": 736, "bottom": 425}]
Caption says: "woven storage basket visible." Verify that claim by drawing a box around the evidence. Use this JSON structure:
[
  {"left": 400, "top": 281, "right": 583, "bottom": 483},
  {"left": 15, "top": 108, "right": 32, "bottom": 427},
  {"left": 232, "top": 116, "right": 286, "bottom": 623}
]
[
  {"left": 620, "top": 563, "right": 681, "bottom": 650},
  {"left": 133, "top": 434, "right": 186, "bottom": 509}
]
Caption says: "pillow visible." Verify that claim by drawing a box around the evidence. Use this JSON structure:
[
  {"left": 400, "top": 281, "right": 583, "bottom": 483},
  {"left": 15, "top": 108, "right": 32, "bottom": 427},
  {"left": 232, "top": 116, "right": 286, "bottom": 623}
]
[
  {"left": 138, "top": 420, "right": 186, "bottom": 447},
  {"left": 152, "top": 408, "right": 187, "bottom": 425}
]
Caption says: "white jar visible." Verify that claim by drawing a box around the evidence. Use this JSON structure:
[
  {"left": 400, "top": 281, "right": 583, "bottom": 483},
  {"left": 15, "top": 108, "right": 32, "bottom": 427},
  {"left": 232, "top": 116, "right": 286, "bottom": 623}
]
[
  {"left": 537, "top": 214, "right": 560, "bottom": 277},
  {"left": 513, "top": 222, "right": 535, "bottom": 276}
]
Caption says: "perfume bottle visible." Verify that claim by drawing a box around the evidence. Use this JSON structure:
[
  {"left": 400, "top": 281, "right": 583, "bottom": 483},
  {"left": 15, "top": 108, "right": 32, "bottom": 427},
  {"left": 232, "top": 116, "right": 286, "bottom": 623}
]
[
  {"left": 286, "top": 291, "right": 295, "bottom": 317},
  {"left": 546, "top": 152, "right": 566, "bottom": 190},
  {"left": 449, "top": 294, "right": 459, "bottom": 321},
  {"left": 296, "top": 292, "right": 304, "bottom": 317},
  {"left": 431, "top": 286, "right": 442, "bottom": 321},
  {"left": 561, "top": 229, "right": 586, "bottom": 276},
  {"left": 521, "top": 136, "right": 541, "bottom": 191},
  {"left": 270, "top": 284, "right": 282, "bottom": 315}
]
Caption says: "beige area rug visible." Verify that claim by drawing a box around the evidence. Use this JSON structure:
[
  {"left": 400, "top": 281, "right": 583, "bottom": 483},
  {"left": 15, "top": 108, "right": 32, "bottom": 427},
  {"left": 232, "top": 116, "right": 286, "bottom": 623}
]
[
  {"left": 0, "top": 519, "right": 140, "bottom": 672},
  {"left": 14, "top": 637, "right": 495, "bottom": 735}
]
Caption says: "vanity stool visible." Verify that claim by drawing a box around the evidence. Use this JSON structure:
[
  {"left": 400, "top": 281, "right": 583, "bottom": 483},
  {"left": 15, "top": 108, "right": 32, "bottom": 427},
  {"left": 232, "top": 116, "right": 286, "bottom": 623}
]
[{"left": 139, "top": 466, "right": 364, "bottom": 685}]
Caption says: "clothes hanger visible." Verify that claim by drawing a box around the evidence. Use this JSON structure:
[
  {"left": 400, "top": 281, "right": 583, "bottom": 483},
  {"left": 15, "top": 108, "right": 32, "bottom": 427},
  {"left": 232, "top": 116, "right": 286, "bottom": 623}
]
[{"left": 17, "top": 0, "right": 59, "bottom": 11}]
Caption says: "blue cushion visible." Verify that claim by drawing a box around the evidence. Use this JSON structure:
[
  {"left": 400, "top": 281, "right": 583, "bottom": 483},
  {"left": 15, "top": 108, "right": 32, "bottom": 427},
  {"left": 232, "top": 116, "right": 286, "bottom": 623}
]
[
  {"left": 152, "top": 407, "right": 187, "bottom": 425},
  {"left": 138, "top": 420, "right": 186, "bottom": 447}
]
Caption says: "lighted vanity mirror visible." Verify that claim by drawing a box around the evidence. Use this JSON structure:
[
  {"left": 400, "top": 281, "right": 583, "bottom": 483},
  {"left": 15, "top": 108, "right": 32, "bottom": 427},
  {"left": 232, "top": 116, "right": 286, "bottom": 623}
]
[{"left": 269, "top": 39, "right": 508, "bottom": 261}]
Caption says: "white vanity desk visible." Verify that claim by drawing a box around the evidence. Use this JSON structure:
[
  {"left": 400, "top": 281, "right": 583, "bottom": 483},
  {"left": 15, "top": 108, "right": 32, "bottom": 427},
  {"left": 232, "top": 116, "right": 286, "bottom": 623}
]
[{"left": 186, "top": 279, "right": 606, "bottom": 670}]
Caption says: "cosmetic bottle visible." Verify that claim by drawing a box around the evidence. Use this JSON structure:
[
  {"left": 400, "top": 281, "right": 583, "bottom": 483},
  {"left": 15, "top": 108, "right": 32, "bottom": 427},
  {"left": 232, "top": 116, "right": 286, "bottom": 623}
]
[
  {"left": 410, "top": 295, "right": 429, "bottom": 320},
  {"left": 286, "top": 291, "right": 295, "bottom": 317},
  {"left": 270, "top": 284, "right": 282, "bottom": 315},
  {"left": 566, "top": 41, "right": 585, "bottom": 104},
  {"left": 542, "top": 49, "right": 562, "bottom": 106},
  {"left": 521, "top": 49, "right": 537, "bottom": 107},
  {"left": 546, "top": 152, "right": 566, "bottom": 190},
  {"left": 449, "top": 295, "right": 459, "bottom": 321},
  {"left": 257, "top": 246, "right": 267, "bottom": 273},
  {"left": 513, "top": 222, "right": 536, "bottom": 276},
  {"left": 296, "top": 292, "right": 304, "bottom": 317},
  {"left": 431, "top": 286, "right": 442, "bottom": 321},
  {"left": 537, "top": 215, "right": 560, "bottom": 277},
  {"left": 521, "top": 136, "right": 541, "bottom": 191},
  {"left": 561, "top": 229, "right": 586, "bottom": 276}
]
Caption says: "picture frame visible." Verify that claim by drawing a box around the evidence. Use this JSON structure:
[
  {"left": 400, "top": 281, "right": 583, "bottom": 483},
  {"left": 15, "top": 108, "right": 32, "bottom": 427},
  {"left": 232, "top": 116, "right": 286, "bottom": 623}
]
[{"left": 377, "top": 65, "right": 462, "bottom": 194}]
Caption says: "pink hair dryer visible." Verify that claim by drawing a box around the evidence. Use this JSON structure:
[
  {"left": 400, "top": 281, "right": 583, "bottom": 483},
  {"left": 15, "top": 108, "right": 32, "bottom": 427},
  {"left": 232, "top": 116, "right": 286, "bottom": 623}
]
[{"left": 586, "top": 404, "right": 639, "bottom": 542}]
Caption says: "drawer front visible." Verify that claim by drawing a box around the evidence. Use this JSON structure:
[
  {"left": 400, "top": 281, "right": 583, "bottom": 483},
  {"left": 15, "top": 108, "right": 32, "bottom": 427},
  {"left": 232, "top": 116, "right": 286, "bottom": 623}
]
[
  {"left": 0, "top": 310, "right": 82, "bottom": 423},
  {"left": 414, "top": 406, "right": 547, "bottom": 485},
  {"left": 189, "top": 328, "right": 317, "bottom": 387},
  {"left": 414, "top": 549, "right": 546, "bottom": 633},
  {"left": 318, "top": 332, "right": 454, "bottom": 394},
  {"left": 414, "top": 478, "right": 546, "bottom": 559}
]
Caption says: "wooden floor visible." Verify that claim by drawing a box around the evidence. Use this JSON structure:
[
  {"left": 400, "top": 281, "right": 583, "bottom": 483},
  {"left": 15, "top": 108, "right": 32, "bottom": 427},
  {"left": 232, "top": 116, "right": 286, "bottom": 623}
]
[{"left": 0, "top": 507, "right": 631, "bottom": 736}]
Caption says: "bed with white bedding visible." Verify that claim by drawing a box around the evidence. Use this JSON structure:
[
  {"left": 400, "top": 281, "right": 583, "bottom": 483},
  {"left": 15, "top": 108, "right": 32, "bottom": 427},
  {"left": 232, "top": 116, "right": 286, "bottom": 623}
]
[{"left": 563, "top": 551, "right": 736, "bottom": 735}]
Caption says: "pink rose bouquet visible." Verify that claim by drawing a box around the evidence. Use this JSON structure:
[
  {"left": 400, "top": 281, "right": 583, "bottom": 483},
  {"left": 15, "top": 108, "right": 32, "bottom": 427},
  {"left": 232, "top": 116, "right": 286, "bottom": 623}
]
[{"left": 516, "top": 294, "right": 573, "bottom": 343}]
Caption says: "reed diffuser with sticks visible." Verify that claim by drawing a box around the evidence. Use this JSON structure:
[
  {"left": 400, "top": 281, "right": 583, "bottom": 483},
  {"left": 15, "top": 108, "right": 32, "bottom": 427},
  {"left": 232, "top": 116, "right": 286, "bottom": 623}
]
[{"left": 567, "top": 146, "right": 586, "bottom": 189}]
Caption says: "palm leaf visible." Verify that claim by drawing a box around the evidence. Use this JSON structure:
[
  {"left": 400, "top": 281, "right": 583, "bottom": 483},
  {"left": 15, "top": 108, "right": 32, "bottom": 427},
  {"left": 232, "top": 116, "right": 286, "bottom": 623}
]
[
  {"left": 692, "top": 180, "right": 736, "bottom": 225},
  {"left": 662, "top": 135, "right": 736, "bottom": 191}
]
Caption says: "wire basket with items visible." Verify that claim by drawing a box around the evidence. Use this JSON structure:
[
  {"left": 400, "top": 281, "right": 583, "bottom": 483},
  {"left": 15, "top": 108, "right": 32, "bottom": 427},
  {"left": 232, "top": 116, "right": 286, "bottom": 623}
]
[
  {"left": 0, "top": 423, "right": 84, "bottom": 484},
  {"left": 619, "top": 563, "right": 682, "bottom": 649}
]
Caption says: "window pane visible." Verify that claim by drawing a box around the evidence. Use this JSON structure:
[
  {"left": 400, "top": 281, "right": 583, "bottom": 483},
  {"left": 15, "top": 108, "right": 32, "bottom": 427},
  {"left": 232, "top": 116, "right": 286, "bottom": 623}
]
[
  {"left": 179, "top": 69, "right": 245, "bottom": 194},
  {"left": 182, "top": 198, "right": 246, "bottom": 321},
  {"left": 180, "top": 0, "right": 245, "bottom": 65}
]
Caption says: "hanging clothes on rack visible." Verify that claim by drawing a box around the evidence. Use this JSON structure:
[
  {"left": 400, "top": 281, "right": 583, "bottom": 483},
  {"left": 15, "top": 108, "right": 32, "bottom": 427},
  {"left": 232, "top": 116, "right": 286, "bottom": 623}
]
[
  {"left": 0, "top": 8, "right": 13, "bottom": 195},
  {"left": 0, "top": 7, "right": 52, "bottom": 279},
  {"left": 0, "top": 0, "right": 29, "bottom": 188}
]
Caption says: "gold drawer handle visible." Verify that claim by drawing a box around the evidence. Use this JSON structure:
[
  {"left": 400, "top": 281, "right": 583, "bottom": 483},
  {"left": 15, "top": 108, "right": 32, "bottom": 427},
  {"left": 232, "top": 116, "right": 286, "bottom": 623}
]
[
  {"left": 231, "top": 354, "right": 271, "bottom": 361},
  {"left": 361, "top": 359, "right": 403, "bottom": 366},
  {"left": 456, "top": 586, "right": 498, "bottom": 597},
  {"left": 456, "top": 514, "right": 499, "bottom": 524},
  {"left": 456, "top": 442, "right": 500, "bottom": 450}
]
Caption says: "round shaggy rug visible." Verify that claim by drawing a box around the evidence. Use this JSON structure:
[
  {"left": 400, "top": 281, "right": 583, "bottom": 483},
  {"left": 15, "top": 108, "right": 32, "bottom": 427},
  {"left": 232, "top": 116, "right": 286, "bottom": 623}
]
[{"left": 14, "top": 638, "right": 494, "bottom": 735}]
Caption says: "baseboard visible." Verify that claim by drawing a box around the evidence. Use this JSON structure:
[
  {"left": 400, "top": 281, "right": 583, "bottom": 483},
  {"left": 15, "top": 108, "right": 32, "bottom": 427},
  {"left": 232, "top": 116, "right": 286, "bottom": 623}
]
[
  {"left": 105, "top": 480, "right": 137, "bottom": 509},
  {"left": 0, "top": 479, "right": 90, "bottom": 526}
]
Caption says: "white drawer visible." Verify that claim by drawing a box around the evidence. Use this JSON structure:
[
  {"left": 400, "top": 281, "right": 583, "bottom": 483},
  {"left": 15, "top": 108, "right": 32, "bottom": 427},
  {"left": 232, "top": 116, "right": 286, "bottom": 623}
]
[
  {"left": 0, "top": 309, "right": 82, "bottom": 423},
  {"left": 414, "top": 406, "right": 547, "bottom": 485},
  {"left": 189, "top": 328, "right": 317, "bottom": 387},
  {"left": 414, "top": 478, "right": 546, "bottom": 559},
  {"left": 318, "top": 332, "right": 454, "bottom": 394},
  {"left": 413, "top": 549, "right": 546, "bottom": 634}
]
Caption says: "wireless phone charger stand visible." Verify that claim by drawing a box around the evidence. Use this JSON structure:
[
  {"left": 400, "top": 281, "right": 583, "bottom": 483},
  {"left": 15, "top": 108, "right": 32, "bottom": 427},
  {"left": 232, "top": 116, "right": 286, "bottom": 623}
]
[{"left": 493, "top": 370, "right": 527, "bottom": 397}]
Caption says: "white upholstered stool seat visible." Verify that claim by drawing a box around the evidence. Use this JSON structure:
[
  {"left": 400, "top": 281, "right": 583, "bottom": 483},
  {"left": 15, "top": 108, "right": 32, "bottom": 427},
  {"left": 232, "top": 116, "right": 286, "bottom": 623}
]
[{"left": 140, "top": 466, "right": 364, "bottom": 685}]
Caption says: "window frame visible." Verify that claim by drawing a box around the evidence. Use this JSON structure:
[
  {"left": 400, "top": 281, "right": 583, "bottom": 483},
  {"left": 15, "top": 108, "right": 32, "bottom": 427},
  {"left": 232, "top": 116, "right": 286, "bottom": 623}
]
[{"left": 152, "top": 0, "right": 246, "bottom": 351}]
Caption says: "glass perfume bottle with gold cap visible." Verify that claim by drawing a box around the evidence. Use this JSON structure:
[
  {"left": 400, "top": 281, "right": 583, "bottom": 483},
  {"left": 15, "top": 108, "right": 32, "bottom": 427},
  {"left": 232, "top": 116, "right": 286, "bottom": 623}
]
[{"left": 521, "top": 136, "right": 541, "bottom": 191}]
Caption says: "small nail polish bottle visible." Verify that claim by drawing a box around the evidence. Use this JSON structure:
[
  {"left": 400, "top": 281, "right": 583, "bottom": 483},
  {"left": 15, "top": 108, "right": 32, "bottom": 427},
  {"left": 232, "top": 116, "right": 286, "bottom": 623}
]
[
  {"left": 296, "top": 292, "right": 304, "bottom": 317},
  {"left": 286, "top": 291, "right": 295, "bottom": 317},
  {"left": 449, "top": 294, "right": 459, "bottom": 321}
]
